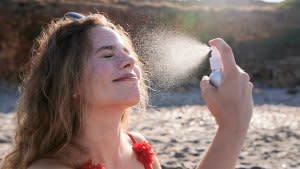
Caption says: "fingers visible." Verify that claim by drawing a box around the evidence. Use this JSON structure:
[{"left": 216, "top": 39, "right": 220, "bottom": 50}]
[
  {"left": 236, "top": 65, "right": 245, "bottom": 73},
  {"left": 209, "top": 38, "right": 237, "bottom": 76},
  {"left": 200, "top": 75, "right": 216, "bottom": 97},
  {"left": 208, "top": 38, "right": 252, "bottom": 90},
  {"left": 249, "top": 82, "right": 254, "bottom": 105},
  {"left": 248, "top": 82, "right": 253, "bottom": 89},
  {"left": 200, "top": 75, "right": 210, "bottom": 92},
  {"left": 240, "top": 71, "right": 250, "bottom": 82}
]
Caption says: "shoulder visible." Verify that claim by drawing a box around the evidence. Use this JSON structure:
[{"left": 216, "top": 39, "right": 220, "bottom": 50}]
[
  {"left": 127, "top": 131, "right": 147, "bottom": 142},
  {"left": 27, "top": 158, "right": 72, "bottom": 169},
  {"left": 127, "top": 131, "right": 162, "bottom": 169}
]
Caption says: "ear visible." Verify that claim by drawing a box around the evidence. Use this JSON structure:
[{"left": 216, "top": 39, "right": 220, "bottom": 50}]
[
  {"left": 72, "top": 93, "right": 77, "bottom": 98},
  {"left": 72, "top": 84, "right": 82, "bottom": 99}
]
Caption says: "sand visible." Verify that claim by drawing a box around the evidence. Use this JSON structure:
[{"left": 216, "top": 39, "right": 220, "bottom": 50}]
[
  {"left": 0, "top": 80, "right": 299, "bottom": 169},
  {"left": 130, "top": 105, "right": 300, "bottom": 169}
]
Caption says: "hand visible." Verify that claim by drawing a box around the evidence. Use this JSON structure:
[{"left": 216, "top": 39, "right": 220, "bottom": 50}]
[{"left": 200, "top": 38, "right": 253, "bottom": 134}]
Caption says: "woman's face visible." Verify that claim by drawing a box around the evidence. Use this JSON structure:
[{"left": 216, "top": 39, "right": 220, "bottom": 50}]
[{"left": 80, "top": 26, "right": 141, "bottom": 110}]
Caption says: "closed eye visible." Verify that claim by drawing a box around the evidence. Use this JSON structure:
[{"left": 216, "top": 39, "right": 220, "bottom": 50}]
[{"left": 103, "top": 55, "right": 113, "bottom": 58}]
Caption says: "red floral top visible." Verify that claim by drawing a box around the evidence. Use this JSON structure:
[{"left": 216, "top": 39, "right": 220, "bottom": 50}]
[{"left": 80, "top": 132, "right": 155, "bottom": 169}]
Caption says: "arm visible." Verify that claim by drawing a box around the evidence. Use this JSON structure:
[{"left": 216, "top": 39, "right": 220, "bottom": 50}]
[
  {"left": 196, "top": 128, "right": 247, "bottom": 169},
  {"left": 197, "top": 38, "right": 253, "bottom": 169}
]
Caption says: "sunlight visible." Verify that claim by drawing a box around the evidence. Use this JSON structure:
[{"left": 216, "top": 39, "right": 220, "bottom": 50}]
[
  {"left": 261, "top": 0, "right": 285, "bottom": 3},
  {"left": 172, "top": 0, "right": 286, "bottom": 3}
]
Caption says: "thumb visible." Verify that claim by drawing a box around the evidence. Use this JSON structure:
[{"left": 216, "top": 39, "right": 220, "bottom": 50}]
[{"left": 200, "top": 75, "right": 217, "bottom": 99}]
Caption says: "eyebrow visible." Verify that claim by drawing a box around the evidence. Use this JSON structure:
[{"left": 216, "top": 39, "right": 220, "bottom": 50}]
[{"left": 95, "top": 45, "right": 114, "bottom": 54}]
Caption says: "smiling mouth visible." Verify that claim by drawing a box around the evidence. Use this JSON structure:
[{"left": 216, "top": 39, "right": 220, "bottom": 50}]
[{"left": 113, "top": 76, "right": 138, "bottom": 82}]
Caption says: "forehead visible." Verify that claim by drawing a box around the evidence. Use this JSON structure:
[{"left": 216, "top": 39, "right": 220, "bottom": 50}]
[{"left": 89, "top": 26, "right": 125, "bottom": 50}]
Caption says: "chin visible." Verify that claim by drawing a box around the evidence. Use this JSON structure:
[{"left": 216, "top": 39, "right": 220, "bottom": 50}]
[
  {"left": 124, "top": 95, "right": 140, "bottom": 107},
  {"left": 109, "top": 88, "right": 141, "bottom": 108},
  {"left": 120, "top": 88, "right": 141, "bottom": 105}
]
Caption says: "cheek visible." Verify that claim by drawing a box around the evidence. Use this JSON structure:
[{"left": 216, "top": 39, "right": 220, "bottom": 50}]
[
  {"left": 134, "top": 65, "right": 142, "bottom": 80},
  {"left": 84, "top": 62, "right": 115, "bottom": 95},
  {"left": 87, "top": 63, "right": 113, "bottom": 97},
  {"left": 91, "top": 62, "right": 109, "bottom": 74}
]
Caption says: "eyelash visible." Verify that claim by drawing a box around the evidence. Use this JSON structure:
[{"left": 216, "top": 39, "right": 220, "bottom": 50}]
[
  {"left": 103, "top": 55, "right": 113, "bottom": 58},
  {"left": 101, "top": 48, "right": 130, "bottom": 58}
]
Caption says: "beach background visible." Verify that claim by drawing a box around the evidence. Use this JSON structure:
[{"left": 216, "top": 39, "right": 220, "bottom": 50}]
[{"left": 0, "top": 0, "right": 300, "bottom": 169}]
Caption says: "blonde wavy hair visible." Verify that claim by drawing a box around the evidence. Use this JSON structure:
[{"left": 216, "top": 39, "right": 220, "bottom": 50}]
[{"left": 0, "top": 13, "right": 149, "bottom": 169}]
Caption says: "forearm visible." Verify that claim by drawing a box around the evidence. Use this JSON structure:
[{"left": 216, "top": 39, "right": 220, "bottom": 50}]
[
  {"left": 196, "top": 127, "right": 248, "bottom": 169},
  {"left": 197, "top": 38, "right": 253, "bottom": 169}
]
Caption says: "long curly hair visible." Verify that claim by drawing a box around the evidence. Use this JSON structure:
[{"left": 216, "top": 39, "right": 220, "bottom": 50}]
[{"left": 0, "top": 13, "right": 149, "bottom": 169}]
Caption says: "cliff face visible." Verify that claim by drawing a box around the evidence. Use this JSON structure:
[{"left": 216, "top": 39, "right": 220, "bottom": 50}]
[
  {"left": 0, "top": 0, "right": 148, "bottom": 80},
  {"left": 0, "top": 1, "right": 52, "bottom": 80},
  {"left": 0, "top": 0, "right": 299, "bottom": 88}
]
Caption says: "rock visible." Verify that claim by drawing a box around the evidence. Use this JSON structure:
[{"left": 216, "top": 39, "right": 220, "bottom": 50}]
[
  {"left": 161, "top": 165, "right": 182, "bottom": 169},
  {"left": 287, "top": 88, "right": 298, "bottom": 95},
  {"left": 1, "top": 88, "right": 300, "bottom": 168},
  {"left": 250, "top": 166, "right": 266, "bottom": 169},
  {"left": 174, "top": 152, "right": 185, "bottom": 158},
  {"left": 0, "top": 1, "right": 300, "bottom": 89}
]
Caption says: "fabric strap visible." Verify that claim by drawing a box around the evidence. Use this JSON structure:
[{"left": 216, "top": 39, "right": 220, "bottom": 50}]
[{"left": 127, "top": 132, "right": 137, "bottom": 144}]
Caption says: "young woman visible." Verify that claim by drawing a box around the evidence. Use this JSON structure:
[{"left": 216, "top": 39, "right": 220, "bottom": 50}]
[{"left": 0, "top": 12, "right": 253, "bottom": 169}]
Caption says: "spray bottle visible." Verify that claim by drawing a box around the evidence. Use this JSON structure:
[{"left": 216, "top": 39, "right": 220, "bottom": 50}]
[{"left": 209, "top": 47, "right": 223, "bottom": 88}]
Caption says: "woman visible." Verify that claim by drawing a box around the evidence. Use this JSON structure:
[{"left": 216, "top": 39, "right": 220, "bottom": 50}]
[{"left": 0, "top": 12, "right": 253, "bottom": 169}]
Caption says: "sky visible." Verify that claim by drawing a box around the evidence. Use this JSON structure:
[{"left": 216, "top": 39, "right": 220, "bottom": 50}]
[{"left": 261, "top": 0, "right": 285, "bottom": 3}]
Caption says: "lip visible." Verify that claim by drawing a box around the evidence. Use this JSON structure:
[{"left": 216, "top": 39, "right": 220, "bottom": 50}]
[{"left": 113, "top": 73, "right": 138, "bottom": 82}]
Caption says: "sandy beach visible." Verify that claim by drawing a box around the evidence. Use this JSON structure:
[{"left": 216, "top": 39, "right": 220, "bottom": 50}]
[{"left": 0, "top": 80, "right": 299, "bottom": 169}]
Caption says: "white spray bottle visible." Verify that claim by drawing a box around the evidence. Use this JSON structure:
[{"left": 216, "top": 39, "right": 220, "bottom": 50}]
[{"left": 209, "top": 47, "right": 223, "bottom": 87}]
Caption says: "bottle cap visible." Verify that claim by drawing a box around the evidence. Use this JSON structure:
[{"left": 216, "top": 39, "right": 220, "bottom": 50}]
[{"left": 210, "top": 46, "right": 222, "bottom": 70}]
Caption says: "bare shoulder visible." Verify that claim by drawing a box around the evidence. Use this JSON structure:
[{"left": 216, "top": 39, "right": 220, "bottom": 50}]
[
  {"left": 128, "top": 131, "right": 147, "bottom": 142},
  {"left": 27, "top": 158, "right": 72, "bottom": 169},
  {"left": 128, "top": 131, "right": 162, "bottom": 169}
]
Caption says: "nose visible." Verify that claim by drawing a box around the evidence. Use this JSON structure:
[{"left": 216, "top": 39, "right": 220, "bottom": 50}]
[{"left": 119, "top": 52, "right": 136, "bottom": 70}]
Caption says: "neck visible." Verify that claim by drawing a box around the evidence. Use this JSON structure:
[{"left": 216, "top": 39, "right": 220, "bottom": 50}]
[{"left": 75, "top": 106, "right": 130, "bottom": 167}]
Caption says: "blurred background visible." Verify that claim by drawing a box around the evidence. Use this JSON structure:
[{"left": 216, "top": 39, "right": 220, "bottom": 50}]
[
  {"left": 0, "top": 0, "right": 299, "bottom": 107},
  {"left": 1, "top": 0, "right": 300, "bottom": 87},
  {"left": 0, "top": 1, "right": 300, "bottom": 168},
  {"left": 1, "top": 0, "right": 300, "bottom": 110}
]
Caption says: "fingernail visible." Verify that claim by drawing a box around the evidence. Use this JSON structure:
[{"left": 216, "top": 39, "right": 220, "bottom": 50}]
[{"left": 202, "top": 75, "right": 209, "bottom": 80}]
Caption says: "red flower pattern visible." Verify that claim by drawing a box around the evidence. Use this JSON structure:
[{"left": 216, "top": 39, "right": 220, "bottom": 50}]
[
  {"left": 80, "top": 141, "right": 154, "bottom": 169},
  {"left": 81, "top": 159, "right": 105, "bottom": 169},
  {"left": 132, "top": 141, "right": 154, "bottom": 169}
]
